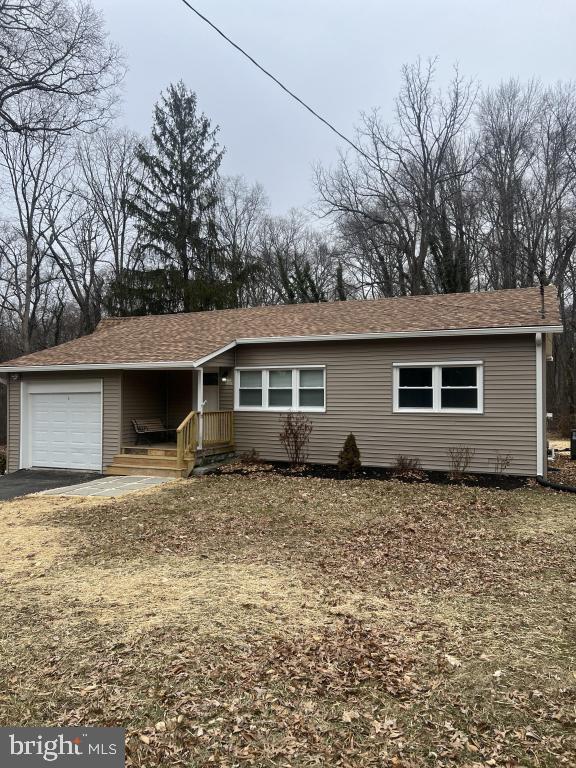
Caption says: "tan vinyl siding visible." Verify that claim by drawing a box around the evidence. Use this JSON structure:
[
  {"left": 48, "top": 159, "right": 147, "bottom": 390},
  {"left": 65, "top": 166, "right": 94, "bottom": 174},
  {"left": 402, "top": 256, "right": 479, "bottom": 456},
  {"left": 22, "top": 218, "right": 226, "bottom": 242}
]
[
  {"left": 234, "top": 335, "right": 538, "bottom": 475},
  {"left": 102, "top": 372, "right": 122, "bottom": 467},
  {"left": 8, "top": 371, "right": 121, "bottom": 472},
  {"left": 7, "top": 377, "right": 21, "bottom": 473},
  {"left": 206, "top": 348, "right": 236, "bottom": 367},
  {"left": 219, "top": 372, "right": 234, "bottom": 411}
]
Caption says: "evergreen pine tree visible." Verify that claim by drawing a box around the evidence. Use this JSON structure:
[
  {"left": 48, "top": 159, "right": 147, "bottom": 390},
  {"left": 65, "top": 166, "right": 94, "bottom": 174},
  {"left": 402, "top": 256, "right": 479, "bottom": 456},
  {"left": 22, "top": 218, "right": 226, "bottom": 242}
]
[
  {"left": 129, "top": 81, "right": 225, "bottom": 312},
  {"left": 337, "top": 433, "right": 362, "bottom": 475}
]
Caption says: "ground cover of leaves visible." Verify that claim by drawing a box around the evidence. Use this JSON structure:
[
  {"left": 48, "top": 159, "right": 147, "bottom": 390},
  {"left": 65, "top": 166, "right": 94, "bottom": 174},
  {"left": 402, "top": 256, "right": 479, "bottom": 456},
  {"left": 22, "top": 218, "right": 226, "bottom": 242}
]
[{"left": 0, "top": 475, "right": 574, "bottom": 766}]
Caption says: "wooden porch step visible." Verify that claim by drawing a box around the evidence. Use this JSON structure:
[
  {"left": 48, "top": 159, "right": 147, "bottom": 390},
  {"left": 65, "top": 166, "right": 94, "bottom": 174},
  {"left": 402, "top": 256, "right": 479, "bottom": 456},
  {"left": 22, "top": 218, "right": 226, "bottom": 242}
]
[
  {"left": 105, "top": 463, "right": 190, "bottom": 479},
  {"left": 123, "top": 445, "right": 178, "bottom": 457},
  {"left": 112, "top": 453, "right": 182, "bottom": 469}
]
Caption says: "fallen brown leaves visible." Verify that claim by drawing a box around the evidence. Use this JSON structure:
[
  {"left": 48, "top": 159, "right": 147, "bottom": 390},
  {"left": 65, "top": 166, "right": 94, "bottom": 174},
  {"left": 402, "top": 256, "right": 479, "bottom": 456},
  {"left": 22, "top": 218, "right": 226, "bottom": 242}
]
[
  {"left": 0, "top": 474, "right": 575, "bottom": 766},
  {"left": 550, "top": 452, "right": 576, "bottom": 487}
]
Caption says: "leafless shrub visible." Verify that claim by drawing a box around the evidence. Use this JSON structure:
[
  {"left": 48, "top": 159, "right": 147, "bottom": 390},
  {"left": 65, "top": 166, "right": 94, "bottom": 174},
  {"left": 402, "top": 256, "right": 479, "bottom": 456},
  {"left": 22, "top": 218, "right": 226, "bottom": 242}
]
[
  {"left": 279, "top": 413, "right": 313, "bottom": 466},
  {"left": 394, "top": 455, "right": 422, "bottom": 473},
  {"left": 448, "top": 445, "right": 476, "bottom": 478},
  {"left": 494, "top": 452, "right": 512, "bottom": 474},
  {"left": 392, "top": 455, "right": 426, "bottom": 482},
  {"left": 0, "top": 446, "right": 5, "bottom": 475}
]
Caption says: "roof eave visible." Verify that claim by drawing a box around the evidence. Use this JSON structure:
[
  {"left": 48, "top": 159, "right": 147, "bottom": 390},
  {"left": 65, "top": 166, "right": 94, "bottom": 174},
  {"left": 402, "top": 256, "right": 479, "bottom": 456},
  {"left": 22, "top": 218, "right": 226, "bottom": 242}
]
[
  {"left": 0, "top": 323, "right": 563, "bottom": 373},
  {"left": 0, "top": 360, "right": 201, "bottom": 374}
]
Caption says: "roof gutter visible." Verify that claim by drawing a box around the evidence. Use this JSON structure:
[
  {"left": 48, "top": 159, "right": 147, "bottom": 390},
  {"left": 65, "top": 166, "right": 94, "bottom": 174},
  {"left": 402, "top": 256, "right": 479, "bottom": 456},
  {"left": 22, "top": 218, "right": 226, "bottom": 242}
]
[
  {"left": 0, "top": 361, "right": 202, "bottom": 374},
  {"left": 0, "top": 324, "right": 564, "bottom": 373},
  {"left": 232, "top": 324, "right": 563, "bottom": 347}
]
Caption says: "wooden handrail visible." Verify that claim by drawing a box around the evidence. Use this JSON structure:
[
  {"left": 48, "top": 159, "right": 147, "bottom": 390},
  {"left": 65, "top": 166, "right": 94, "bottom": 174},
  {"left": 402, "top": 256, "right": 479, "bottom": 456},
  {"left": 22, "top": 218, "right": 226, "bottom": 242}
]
[
  {"left": 176, "top": 410, "right": 234, "bottom": 465},
  {"left": 176, "top": 410, "right": 198, "bottom": 465}
]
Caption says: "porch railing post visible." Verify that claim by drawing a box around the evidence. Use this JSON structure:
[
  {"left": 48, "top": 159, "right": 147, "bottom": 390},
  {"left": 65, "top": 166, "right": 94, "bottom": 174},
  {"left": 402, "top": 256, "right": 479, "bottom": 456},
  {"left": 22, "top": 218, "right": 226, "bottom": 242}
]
[{"left": 197, "top": 368, "right": 204, "bottom": 451}]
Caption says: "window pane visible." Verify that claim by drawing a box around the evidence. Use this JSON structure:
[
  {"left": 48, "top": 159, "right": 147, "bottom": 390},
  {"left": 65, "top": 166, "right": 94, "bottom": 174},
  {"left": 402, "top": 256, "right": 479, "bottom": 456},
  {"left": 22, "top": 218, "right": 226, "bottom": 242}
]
[
  {"left": 269, "top": 370, "right": 292, "bottom": 387},
  {"left": 203, "top": 371, "right": 219, "bottom": 386},
  {"left": 299, "top": 369, "right": 324, "bottom": 388},
  {"left": 269, "top": 389, "right": 292, "bottom": 406},
  {"left": 239, "top": 370, "right": 262, "bottom": 388},
  {"left": 442, "top": 366, "right": 477, "bottom": 387},
  {"left": 299, "top": 389, "right": 324, "bottom": 407},
  {"left": 441, "top": 389, "right": 478, "bottom": 409},
  {"left": 398, "top": 388, "right": 433, "bottom": 408},
  {"left": 399, "top": 367, "right": 432, "bottom": 387},
  {"left": 239, "top": 389, "right": 262, "bottom": 406}
]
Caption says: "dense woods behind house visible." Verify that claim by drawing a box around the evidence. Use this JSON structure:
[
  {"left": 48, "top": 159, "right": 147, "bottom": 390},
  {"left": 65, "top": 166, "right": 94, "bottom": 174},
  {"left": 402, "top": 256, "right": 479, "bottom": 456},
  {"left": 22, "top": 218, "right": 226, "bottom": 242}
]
[{"left": 0, "top": 1, "right": 575, "bottom": 442}]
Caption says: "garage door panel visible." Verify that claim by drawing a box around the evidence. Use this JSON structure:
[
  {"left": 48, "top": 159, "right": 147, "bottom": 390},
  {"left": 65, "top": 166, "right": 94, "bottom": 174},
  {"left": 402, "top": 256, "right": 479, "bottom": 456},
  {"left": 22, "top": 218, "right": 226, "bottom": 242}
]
[{"left": 29, "top": 390, "right": 102, "bottom": 470}]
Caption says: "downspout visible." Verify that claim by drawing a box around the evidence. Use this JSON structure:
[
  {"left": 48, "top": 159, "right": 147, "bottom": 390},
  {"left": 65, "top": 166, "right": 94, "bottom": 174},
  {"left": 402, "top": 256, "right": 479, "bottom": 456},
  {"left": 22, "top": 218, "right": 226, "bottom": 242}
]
[
  {"left": 536, "top": 333, "right": 545, "bottom": 479},
  {"left": 537, "top": 476, "right": 576, "bottom": 493}
]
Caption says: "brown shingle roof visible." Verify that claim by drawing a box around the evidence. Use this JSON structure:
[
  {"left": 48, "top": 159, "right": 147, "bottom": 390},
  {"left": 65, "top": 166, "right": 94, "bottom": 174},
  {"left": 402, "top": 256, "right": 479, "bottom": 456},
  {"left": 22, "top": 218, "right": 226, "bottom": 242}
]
[{"left": 0, "top": 286, "right": 562, "bottom": 369}]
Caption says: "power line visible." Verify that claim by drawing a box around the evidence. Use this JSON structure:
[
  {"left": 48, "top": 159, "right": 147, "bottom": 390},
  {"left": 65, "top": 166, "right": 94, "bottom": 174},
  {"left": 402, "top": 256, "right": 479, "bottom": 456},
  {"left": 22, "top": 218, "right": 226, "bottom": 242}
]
[{"left": 177, "top": 0, "right": 373, "bottom": 165}]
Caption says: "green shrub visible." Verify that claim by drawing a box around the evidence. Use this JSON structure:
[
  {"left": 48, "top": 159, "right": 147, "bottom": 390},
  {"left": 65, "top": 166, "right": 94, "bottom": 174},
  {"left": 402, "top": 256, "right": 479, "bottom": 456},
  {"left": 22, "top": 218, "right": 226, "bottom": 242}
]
[{"left": 337, "top": 433, "right": 361, "bottom": 475}]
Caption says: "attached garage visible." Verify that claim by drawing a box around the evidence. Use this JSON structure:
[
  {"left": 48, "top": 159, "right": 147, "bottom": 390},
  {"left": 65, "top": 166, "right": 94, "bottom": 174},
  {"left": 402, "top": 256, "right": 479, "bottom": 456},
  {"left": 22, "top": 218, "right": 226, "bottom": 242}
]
[{"left": 20, "top": 379, "right": 103, "bottom": 471}]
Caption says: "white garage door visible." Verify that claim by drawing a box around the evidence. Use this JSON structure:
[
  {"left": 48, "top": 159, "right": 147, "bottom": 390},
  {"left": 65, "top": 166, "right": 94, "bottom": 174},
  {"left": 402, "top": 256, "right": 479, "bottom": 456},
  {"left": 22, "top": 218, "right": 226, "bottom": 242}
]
[{"left": 30, "top": 390, "right": 102, "bottom": 470}]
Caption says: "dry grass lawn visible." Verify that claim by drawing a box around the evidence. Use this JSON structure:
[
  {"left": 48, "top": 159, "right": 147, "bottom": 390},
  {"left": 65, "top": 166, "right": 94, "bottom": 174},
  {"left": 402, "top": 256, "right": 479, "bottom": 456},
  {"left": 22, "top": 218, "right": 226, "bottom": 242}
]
[{"left": 0, "top": 473, "right": 575, "bottom": 766}]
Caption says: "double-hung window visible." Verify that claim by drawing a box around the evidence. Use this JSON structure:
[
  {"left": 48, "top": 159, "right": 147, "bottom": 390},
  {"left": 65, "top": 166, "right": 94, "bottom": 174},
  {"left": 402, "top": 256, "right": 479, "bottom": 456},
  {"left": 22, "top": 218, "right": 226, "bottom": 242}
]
[
  {"left": 268, "top": 370, "right": 293, "bottom": 407},
  {"left": 238, "top": 370, "right": 264, "bottom": 407},
  {"left": 235, "top": 367, "right": 325, "bottom": 411},
  {"left": 393, "top": 362, "right": 483, "bottom": 413}
]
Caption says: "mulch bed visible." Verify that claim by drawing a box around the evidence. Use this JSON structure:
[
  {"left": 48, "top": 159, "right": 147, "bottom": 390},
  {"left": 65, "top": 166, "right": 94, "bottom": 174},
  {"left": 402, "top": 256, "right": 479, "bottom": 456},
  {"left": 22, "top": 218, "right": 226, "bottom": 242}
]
[{"left": 211, "top": 459, "right": 528, "bottom": 490}]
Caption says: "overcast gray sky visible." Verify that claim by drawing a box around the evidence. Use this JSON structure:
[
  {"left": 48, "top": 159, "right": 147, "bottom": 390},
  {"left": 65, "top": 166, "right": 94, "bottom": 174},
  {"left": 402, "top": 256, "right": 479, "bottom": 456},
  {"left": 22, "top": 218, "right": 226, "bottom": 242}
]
[{"left": 93, "top": 0, "right": 576, "bottom": 214}]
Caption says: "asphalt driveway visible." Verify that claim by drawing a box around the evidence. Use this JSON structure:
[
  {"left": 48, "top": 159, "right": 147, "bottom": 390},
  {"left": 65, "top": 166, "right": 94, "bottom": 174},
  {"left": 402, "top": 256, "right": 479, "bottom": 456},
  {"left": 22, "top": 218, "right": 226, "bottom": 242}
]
[{"left": 0, "top": 469, "right": 102, "bottom": 501}]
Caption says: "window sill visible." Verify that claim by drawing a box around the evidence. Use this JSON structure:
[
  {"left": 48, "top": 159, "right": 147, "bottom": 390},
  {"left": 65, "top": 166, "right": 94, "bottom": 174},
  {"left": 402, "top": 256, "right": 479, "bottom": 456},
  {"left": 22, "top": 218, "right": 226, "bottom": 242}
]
[
  {"left": 235, "top": 407, "right": 326, "bottom": 414},
  {"left": 393, "top": 408, "right": 483, "bottom": 415}
]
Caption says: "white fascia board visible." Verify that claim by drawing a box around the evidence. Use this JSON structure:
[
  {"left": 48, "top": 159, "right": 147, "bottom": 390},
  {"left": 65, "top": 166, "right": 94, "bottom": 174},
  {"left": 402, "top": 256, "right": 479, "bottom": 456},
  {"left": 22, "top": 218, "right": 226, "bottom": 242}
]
[
  {"left": 235, "top": 325, "right": 563, "bottom": 345},
  {"left": 0, "top": 360, "right": 201, "bottom": 373},
  {"left": 192, "top": 340, "right": 237, "bottom": 367}
]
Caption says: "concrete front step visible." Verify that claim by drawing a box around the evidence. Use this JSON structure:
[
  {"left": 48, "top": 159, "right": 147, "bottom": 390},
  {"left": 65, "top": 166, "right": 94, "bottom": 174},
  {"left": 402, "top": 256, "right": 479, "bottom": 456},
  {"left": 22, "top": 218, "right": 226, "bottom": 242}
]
[{"left": 105, "top": 463, "right": 189, "bottom": 479}]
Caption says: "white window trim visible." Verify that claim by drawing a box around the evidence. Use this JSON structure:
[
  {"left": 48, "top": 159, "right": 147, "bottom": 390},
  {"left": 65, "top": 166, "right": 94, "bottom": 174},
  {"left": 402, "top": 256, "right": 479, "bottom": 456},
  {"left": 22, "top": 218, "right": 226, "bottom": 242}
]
[
  {"left": 235, "top": 366, "right": 326, "bottom": 412},
  {"left": 393, "top": 361, "right": 484, "bottom": 414}
]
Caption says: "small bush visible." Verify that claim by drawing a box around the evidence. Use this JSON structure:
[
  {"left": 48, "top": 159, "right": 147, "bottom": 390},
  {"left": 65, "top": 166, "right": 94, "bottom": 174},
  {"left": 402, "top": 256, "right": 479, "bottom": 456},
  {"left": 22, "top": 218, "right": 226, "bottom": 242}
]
[
  {"left": 279, "top": 413, "right": 313, "bottom": 466},
  {"left": 239, "top": 448, "right": 263, "bottom": 464},
  {"left": 394, "top": 455, "right": 422, "bottom": 473},
  {"left": 0, "top": 447, "right": 6, "bottom": 475},
  {"left": 337, "top": 433, "right": 361, "bottom": 475},
  {"left": 448, "top": 445, "right": 475, "bottom": 478}
]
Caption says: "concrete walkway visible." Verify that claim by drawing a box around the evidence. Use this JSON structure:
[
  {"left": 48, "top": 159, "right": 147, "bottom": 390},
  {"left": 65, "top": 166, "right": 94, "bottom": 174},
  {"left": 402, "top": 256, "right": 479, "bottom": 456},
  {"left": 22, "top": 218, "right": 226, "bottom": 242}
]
[
  {"left": 42, "top": 475, "right": 175, "bottom": 497},
  {"left": 0, "top": 470, "right": 103, "bottom": 501}
]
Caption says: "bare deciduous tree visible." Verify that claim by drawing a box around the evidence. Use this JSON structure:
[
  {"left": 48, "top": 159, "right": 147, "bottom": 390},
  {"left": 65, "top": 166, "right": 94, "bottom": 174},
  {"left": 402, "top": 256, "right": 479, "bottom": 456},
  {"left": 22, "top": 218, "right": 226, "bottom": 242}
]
[{"left": 0, "top": 0, "right": 124, "bottom": 134}]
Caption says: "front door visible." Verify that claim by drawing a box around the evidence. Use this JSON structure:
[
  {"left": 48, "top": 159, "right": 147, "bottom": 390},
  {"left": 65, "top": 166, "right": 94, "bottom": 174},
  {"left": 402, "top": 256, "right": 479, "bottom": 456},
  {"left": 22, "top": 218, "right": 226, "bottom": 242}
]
[{"left": 203, "top": 371, "right": 219, "bottom": 411}]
